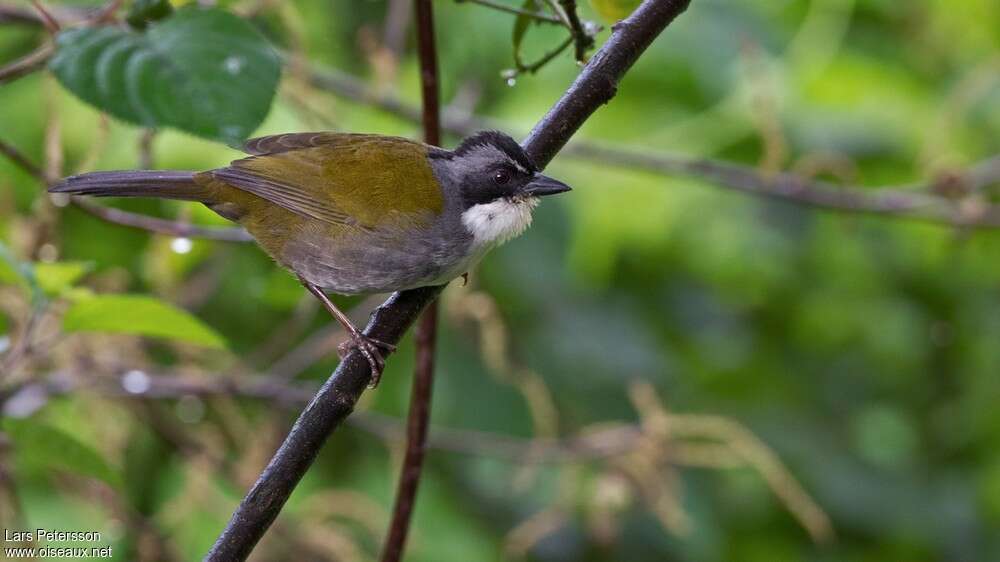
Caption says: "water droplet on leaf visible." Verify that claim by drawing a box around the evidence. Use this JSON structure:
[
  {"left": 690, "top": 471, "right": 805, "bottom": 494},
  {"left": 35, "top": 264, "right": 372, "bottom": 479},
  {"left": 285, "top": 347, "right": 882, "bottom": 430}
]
[
  {"left": 223, "top": 55, "right": 245, "bottom": 75},
  {"left": 171, "top": 237, "right": 192, "bottom": 254}
]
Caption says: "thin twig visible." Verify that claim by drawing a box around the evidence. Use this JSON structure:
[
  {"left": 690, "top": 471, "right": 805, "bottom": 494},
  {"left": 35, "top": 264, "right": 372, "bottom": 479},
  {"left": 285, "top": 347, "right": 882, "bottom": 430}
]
[
  {"left": 540, "top": 0, "right": 572, "bottom": 28},
  {"left": 0, "top": 372, "right": 637, "bottom": 462},
  {"left": 566, "top": 146, "right": 1000, "bottom": 227},
  {"left": 0, "top": 136, "right": 253, "bottom": 242},
  {"left": 383, "top": 0, "right": 413, "bottom": 57},
  {"left": 557, "top": 0, "right": 594, "bottom": 62},
  {"left": 455, "top": 0, "right": 561, "bottom": 23},
  {"left": 5, "top": 370, "right": 827, "bottom": 541},
  {"left": 0, "top": 4, "right": 44, "bottom": 24},
  {"left": 265, "top": 322, "right": 342, "bottom": 380},
  {"left": 380, "top": 306, "right": 438, "bottom": 561},
  {"left": 0, "top": 43, "right": 54, "bottom": 86},
  {"left": 242, "top": 296, "right": 322, "bottom": 371},
  {"left": 302, "top": 66, "right": 1000, "bottom": 229},
  {"left": 71, "top": 199, "right": 254, "bottom": 241},
  {"left": 381, "top": 2, "right": 442, "bottom": 559},
  {"left": 0, "top": 4, "right": 98, "bottom": 25},
  {"left": 138, "top": 128, "right": 156, "bottom": 169},
  {"left": 29, "top": 0, "right": 59, "bottom": 33},
  {"left": 204, "top": 2, "right": 693, "bottom": 560},
  {"left": 0, "top": 139, "right": 43, "bottom": 178},
  {"left": 516, "top": 34, "right": 573, "bottom": 74},
  {"left": 0, "top": 308, "right": 43, "bottom": 379}
]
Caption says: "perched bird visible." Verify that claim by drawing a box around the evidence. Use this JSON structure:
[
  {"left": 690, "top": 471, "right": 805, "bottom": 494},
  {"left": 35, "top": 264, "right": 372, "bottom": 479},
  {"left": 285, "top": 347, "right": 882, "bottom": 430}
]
[{"left": 51, "top": 130, "right": 571, "bottom": 384}]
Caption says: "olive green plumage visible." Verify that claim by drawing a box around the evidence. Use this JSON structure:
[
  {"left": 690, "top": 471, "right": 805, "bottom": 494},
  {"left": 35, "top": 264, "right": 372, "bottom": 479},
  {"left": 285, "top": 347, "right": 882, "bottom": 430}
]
[
  {"left": 203, "top": 133, "right": 445, "bottom": 226},
  {"left": 50, "top": 129, "right": 571, "bottom": 381},
  {"left": 189, "top": 133, "right": 449, "bottom": 288}
]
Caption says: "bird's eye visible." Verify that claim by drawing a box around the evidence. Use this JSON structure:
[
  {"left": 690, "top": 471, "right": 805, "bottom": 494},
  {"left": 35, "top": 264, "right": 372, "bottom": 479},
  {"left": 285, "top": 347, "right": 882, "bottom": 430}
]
[{"left": 492, "top": 169, "right": 511, "bottom": 185}]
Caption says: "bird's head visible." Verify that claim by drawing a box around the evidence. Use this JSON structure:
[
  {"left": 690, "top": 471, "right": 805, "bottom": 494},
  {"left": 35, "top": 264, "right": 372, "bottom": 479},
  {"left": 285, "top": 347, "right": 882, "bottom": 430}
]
[{"left": 433, "top": 130, "right": 571, "bottom": 247}]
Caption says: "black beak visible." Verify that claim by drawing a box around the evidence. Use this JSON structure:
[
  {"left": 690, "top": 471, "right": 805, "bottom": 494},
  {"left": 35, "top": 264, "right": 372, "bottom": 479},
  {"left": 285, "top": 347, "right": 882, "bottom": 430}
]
[{"left": 523, "top": 174, "right": 572, "bottom": 197}]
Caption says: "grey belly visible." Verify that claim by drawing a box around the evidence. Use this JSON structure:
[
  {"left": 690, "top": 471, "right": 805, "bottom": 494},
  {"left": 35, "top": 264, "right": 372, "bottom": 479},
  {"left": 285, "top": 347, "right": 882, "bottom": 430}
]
[{"left": 283, "top": 230, "right": 475, "bottom": 295}]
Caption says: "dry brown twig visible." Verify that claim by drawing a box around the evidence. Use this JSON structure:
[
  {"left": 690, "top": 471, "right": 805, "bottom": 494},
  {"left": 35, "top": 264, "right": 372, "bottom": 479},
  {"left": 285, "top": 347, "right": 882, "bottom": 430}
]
[
  {"left": 627, "top": 381, "right": 834, "bottom": 543},
  {"left": 556, "top": 0, "right": 595, "bottom": 63},
  {"left": 442, "top": 282, "right": 561, "bottom": 488},
  {"left": 4, "top": 360, "right": 830, "bottom": 546},
  {"left": 0, "top": 44, "right": 54, "bottom": 86},
  {"left": 457, "top": 0, "right": 562, "bottom": 23}
]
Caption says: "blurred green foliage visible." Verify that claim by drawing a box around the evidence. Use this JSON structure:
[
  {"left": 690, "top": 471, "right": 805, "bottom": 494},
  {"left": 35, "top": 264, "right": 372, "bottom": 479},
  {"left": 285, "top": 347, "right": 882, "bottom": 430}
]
[
  {"left": 50, "top": 6, "right": 280, "bottom": 144},
  {"left": 62, "top": 294, "right": 227, "bottom": 348},
  {"left": 1, "top": 0, "right": 999, "bottom": 561}
]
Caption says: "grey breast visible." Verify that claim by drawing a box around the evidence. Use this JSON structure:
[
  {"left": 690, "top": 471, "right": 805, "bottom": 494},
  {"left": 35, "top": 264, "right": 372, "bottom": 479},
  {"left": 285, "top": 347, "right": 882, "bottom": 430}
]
[{"left": 287, "top": 161, "right": 474, "bottom": 295}]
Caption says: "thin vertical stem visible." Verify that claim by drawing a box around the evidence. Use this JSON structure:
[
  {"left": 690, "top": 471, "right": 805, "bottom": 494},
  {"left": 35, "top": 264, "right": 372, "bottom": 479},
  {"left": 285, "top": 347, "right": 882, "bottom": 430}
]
[
  {"left": 413, "top": 0, "right": 441, "bottom": 147},
  {"left": 380, "top": 1, "right": 441, "bottom": 561}
]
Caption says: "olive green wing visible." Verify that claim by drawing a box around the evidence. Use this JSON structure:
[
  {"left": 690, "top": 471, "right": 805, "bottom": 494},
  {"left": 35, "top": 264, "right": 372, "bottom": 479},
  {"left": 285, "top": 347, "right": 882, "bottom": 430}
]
[
  {"left": 210, "top": 134, "right": 444, "bottom": 228},
  {"left": 241, "top": 132, "right": 374, "bottom": 156}
]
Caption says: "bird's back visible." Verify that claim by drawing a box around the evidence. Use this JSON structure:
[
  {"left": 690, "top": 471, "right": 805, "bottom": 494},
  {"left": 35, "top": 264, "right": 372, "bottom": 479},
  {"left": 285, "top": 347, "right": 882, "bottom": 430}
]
[{"left": 197, "top": 133, "right": 471, "bottom": 294}]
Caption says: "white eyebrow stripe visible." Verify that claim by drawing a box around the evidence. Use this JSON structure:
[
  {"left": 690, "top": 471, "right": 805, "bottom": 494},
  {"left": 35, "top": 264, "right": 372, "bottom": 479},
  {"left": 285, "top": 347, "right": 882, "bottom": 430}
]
[
  {"left": 466, "top": 143, "right": 532, "bottom": 175},
  {"left": 507, "top": 157, "right": 529, "bottom": 175}
]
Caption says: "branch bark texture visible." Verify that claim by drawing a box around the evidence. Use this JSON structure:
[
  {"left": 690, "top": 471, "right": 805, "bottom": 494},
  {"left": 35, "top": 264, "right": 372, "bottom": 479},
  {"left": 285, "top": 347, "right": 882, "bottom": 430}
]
[
  {"left": 205, "top": 1, "right": 692, "bottom": 559},
  {"left": 524, "top": 0, "right": 691, "bottom": 167},
  {"left": 203, "top": 286, "right": 443, "bottom": 561}
]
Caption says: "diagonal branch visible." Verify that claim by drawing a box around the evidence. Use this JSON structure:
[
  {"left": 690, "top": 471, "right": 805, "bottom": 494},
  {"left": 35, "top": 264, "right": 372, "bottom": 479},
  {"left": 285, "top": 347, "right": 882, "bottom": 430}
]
[
  {"left": 456, "top": 0, "right": 562, "bottom": 23},
  {"left": 204, "top": 1, "right": 693, "bottom": 560},
  {"left": 557, "top": 0, "right": 594, "bottom": 62},
  {"left": 204, "top": 286, "right": 444, "bottom": 561},
  {"left": 565, "top": 146, "right": 1000, "bottom": 227},
  {"left": 302, "top": 66, "right": 1000, "bottom": 229},
  {"left": 0, "top": 44, "right": 53, "bottom": 86}
]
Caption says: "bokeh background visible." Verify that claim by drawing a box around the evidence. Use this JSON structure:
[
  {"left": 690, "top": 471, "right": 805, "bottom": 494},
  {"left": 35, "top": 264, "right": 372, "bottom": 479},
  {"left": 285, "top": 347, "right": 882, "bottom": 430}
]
[{"left": 1, "top": 0, "right": 999, "bottom": 560}]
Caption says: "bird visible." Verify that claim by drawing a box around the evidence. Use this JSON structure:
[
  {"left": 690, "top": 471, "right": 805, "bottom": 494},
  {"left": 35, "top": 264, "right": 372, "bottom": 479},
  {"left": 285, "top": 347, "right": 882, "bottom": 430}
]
[{"left": 50, "top": 130, "right": 571, "bottom": 385}]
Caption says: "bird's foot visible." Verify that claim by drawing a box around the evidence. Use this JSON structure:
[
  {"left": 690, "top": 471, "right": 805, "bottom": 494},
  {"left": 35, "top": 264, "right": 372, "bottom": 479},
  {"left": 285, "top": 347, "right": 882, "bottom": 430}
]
[{"left": 337, "top": 334, "right": 397, "bottom": 387}]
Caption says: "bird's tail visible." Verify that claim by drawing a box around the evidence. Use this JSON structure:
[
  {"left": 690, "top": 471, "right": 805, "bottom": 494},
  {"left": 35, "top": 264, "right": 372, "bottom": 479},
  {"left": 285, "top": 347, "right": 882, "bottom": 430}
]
[{"left": 49, "top": 170, "right": 214, "bottom": 203}]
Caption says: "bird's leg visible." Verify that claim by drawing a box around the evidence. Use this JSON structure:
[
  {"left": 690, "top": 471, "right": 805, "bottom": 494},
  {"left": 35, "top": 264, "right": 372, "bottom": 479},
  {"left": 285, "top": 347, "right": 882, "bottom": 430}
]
[{"left": 299, "top": 278, "right": 396, "bottom": 387}]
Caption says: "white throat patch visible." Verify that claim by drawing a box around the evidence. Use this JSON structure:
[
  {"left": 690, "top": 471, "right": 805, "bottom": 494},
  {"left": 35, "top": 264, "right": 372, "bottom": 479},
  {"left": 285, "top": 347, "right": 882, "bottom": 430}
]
[{"left": 461, "top": 196, "right": 539, "bottom": 248}]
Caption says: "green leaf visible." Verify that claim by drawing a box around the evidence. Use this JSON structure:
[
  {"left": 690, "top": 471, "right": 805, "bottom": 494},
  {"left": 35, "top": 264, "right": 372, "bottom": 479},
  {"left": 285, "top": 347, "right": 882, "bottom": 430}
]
[
  {"left": 3, "top": 418, "right": 123, "bottom": 490},
  {"left": 589, "top": 0, "right": 641, "bottom": 23},
  {"left": 512, "top": 0, "right": 538, "bottom": 71},
  {"left": 63, "top": 294, "right": 227, "bottom": 349},
  {"left": 34, "top": 261, "right": 93, "bottom": 296},
  {"left": 0, "top": 241, "right": 44, "bottom": 308},
  {"left": 49, "top": 6, "right": 281, "bottom": 145},
  {"left": 126, "top": 0, "right": 173, "bottom": 30},
  {"left": 0, "top": 254, "right": 21, "bottom": 287}
]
